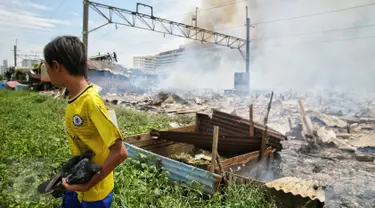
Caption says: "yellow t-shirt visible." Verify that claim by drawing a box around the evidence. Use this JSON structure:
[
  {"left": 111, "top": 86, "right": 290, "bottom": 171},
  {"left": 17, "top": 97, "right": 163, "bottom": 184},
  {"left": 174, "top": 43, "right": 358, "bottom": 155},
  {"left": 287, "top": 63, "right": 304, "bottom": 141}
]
[{"left": 65, "top": 85, "right": 124, "bottom": 202}]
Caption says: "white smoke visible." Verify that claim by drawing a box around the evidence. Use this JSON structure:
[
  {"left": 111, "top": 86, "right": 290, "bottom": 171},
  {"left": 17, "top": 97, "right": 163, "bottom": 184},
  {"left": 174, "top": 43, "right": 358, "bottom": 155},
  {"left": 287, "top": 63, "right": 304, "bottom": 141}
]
[
  {"left": 249, "top": 0, "right": 375, "bottom": 93},
  {"left": 157, "top": 0, "right": 375, "bottom": 93}
]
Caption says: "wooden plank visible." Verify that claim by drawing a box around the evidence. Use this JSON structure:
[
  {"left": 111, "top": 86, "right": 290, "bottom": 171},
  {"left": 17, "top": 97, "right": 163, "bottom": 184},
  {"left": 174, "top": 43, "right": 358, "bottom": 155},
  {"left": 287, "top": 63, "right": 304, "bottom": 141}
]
[
  {"left": 250, "top": 104, "right": 254, "bottom": 137},
  {"left": 125, "top": 133, "right": 151, "bottom": 143},
  {"left": 216, "top": 153, "right": 227, "bottom": 182},
  {"left": 169, "top": 125, "right": 196, "bottom": 132},
  {"left": 259, "top": 126, "right": 268, "bottom": 160},
  {"left": 210, "top": 126, "right": 219, "bottom": 172},
  {"left": 259, "top": 92, "right": 274, "bottom": 161}
]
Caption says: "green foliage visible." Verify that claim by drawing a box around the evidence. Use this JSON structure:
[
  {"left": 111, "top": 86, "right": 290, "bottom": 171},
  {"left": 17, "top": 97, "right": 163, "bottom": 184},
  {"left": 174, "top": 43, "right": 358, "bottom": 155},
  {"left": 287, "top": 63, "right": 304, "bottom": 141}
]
[
  {"left": 15, "top": 67, "right": 31, "bottom": 72},
  {"left": 32, "top": 63, "right": 40, "bottom": 69},
  {"left": 0, "top": 74, "right": 5, "bottom": 80},
  {"left": 0, "top": 91, "right": 277, "bottom": 208}
]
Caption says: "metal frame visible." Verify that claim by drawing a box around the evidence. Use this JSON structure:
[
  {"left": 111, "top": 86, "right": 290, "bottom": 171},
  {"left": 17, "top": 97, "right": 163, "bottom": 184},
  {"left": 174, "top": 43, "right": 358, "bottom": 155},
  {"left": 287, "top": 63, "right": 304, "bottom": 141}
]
[{"left": 87, "top": 1, "right": 246, "bottom": 50}]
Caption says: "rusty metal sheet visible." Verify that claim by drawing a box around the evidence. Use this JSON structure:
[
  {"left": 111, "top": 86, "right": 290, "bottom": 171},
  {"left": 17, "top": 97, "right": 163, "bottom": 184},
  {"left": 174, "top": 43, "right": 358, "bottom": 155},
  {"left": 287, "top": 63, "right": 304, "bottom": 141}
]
[
  {"left": 125, "top": 125, "right": 196, "bottom": 144},
  {"left": 266, "top": 177, "right": 326, "bottom": 203},
  {"left": 152, "top": 130, "right": 261, "bottom": 154},
  {"left": 212, "top": 110, "right": 286, "bottom": 140},
  {"left": 196, "top": 111, "right": 284, "bottom": 150},
  {"left": 221, "top": 147, "right": 272, "bottom": 169}
]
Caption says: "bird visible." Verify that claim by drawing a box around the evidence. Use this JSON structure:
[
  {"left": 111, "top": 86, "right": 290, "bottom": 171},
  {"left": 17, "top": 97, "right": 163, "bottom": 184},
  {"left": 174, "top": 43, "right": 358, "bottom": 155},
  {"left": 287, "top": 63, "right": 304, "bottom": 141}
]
[{"left": 37, "top": 149, "right": 101, "bottom": 198}]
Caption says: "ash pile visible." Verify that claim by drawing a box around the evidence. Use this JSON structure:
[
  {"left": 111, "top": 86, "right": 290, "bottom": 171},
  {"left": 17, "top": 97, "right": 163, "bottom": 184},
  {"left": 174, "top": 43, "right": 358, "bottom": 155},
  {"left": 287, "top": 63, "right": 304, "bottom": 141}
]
[
  {"left": 275, "top": 92, "right": 375, "bottom": 208},
  {"left": 93, "top": 89, "right": 375, "bottom": 207},
  {"left": 102, "top": 90, "right": 226, "bottom": 116}
]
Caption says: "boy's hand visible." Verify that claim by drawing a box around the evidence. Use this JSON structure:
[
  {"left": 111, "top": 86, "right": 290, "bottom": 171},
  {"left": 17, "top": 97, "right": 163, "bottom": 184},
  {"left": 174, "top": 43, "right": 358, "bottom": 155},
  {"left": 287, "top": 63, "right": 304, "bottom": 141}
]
[
  {"left": 61, "top": 178, "right": 92, "bottom": 192},
  {"left": 61, "top": 140, "right": 127, "bottom": 193}
]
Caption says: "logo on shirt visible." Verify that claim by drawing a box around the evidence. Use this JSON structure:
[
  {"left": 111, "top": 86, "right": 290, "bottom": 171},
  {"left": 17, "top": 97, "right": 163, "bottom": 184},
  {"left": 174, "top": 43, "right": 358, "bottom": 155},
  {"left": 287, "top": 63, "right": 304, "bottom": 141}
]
[{"left": 72, "top": 114, "right": 84, "bottom": 126}]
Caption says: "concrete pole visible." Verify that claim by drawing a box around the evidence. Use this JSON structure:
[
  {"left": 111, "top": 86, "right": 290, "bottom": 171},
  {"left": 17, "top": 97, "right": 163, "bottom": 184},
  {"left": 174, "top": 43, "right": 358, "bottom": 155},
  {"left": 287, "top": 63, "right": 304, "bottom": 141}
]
[
  {"left": 83, "top": 0, "right": 89, "bottom": 55},
  {"left": 14, "top": 45, "right": 17, "bottom": 67},
  {"left": 246, "top": 6, "right": 250, "bottom": 91},
  {"left": 195, "top": 7, "right": 198, "bottom": 27},
  {"left": 83, "top": 0, "right": 89, "bottom": 78}
]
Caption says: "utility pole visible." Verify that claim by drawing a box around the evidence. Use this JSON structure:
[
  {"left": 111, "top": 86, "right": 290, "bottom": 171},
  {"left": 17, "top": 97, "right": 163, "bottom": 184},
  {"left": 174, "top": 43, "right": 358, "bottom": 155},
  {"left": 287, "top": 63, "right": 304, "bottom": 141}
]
[
  {"left": 83, "top": 0, "right": 89, "bottom": 78},
  {"left": 83, "top": 0, "right": 89, "bottom": 56},
  {"left": 195, "top": 7, "right": 198, "bottom": 27},
  {"left": 12, "top": 39, "right": 18, "bottom": 67},
  {"left": 192, "top": 7, "right": 198, "bottom": 27},
  {"left": 245, "top": 6, "right": 251, "bottom": 91}
]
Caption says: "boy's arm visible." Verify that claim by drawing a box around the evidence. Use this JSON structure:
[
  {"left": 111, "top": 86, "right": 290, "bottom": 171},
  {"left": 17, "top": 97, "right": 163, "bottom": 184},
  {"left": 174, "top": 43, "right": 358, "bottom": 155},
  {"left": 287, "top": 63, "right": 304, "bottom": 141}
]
[{"left": 62, "top": 102, "right": 127, "bottom": 192}]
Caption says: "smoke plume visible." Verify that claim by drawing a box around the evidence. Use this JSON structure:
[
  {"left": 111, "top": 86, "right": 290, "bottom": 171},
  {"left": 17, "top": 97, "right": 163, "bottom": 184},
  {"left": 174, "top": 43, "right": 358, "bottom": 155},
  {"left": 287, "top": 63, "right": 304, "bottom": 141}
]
[
  {"left": 248, "top": 0, "right": 375, "bottom": 93},
  {"left": 159, "top": 0, "right": 375, "bottom": 93},
  {"left": 159, "top": 0, "right": 245, "bottom": 90}
]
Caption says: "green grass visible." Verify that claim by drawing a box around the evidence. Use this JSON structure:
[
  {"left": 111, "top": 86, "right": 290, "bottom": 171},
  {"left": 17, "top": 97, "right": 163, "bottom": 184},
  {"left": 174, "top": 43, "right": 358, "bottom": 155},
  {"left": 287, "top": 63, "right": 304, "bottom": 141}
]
[{"left": 0, "top": 91, "right": 277, "bottom": 208}]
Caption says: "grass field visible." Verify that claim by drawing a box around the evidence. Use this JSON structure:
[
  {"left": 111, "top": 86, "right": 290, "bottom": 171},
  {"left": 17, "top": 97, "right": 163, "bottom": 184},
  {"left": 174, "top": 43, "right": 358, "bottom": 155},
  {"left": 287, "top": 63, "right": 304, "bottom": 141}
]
[{"left": 0, "top": 91, "right": 277, "bottom": 208}]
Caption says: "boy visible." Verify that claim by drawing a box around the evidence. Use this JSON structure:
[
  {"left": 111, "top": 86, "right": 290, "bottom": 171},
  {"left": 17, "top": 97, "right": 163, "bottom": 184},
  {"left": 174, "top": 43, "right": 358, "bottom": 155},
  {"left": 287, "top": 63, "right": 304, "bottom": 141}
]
[{"left": 43, "top": 36, "right": 128, "bottom": 207}]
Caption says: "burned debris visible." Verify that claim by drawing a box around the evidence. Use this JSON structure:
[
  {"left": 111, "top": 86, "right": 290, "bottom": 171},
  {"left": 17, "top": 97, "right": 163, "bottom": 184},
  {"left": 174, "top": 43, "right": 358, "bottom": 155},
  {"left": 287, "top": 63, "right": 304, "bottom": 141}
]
[{"left": 116, "top": 89, "right": 375, "bottom": 207}]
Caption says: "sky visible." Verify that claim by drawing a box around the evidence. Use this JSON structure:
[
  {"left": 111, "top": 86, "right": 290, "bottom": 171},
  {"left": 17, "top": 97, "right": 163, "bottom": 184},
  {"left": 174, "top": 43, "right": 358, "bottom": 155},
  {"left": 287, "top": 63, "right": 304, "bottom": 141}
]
[
  {"left": 0, "top": 0, "right": 374, "bottom": 92},
  {"left": 0, "top": 0, "right": 246, "bottom": 68}
]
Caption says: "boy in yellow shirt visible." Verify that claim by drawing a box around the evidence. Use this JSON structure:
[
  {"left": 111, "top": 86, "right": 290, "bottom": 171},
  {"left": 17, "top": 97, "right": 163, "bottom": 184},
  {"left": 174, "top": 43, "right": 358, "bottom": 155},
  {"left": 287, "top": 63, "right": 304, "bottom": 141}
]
[{"left": 43, "top": 36, "right": 128, "bottom": 207}]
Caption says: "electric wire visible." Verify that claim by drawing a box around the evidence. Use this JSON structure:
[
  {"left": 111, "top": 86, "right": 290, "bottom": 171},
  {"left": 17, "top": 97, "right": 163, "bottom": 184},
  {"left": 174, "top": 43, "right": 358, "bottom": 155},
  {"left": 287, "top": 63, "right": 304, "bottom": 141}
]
[
  {"left": 252, "top": 23, "right": 375, "bottom": 41},
  {"left": 253, "top": 2, "right": 375, "bottom": 25}
]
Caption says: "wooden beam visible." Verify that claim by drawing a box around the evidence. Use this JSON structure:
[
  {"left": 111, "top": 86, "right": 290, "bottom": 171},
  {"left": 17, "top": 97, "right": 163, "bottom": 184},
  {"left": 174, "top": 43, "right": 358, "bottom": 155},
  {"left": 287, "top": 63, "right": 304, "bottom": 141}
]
[
  {"left": 216, "top": 153, "right": 228, "bottom": 182},
  {"left": 249, "top": 104, "right": 254, "bottom": 137},
  {"left": 210, "top": 126, "right": 219, "bottom": 172}
]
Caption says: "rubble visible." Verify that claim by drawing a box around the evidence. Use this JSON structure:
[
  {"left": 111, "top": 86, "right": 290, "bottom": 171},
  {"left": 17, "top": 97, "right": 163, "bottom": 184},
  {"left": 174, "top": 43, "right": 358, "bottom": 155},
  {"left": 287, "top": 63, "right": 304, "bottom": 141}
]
[{"left": 102, "top": 89, "right": 375, "bottom": 206}]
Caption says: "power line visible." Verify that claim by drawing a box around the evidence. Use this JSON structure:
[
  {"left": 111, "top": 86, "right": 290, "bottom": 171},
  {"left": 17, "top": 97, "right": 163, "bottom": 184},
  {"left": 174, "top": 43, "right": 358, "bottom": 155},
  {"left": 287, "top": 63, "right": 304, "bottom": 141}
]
[
  {"left": 50, "top": 0, "right": 66, "bottom": 19},
  {"left": 253, "top": 2, "right": 375, "bottom": 25},
  {"left": 21, "top": 0, "right": 66, "bottom": 55},
  {"left": 252, "top": 23, "right": 375, "bottom": 41},
  {"left": 254, "top": 35, "right": 375, "bottom": 49},
  {"left": 200, "top": 0, "right": 247, "bottom": 12},
  {"left": 167, "top": 0, "right": 247, "bottom": 18},
  {"left": 90, "top": 28, "right": 118, "bottom": 44}
]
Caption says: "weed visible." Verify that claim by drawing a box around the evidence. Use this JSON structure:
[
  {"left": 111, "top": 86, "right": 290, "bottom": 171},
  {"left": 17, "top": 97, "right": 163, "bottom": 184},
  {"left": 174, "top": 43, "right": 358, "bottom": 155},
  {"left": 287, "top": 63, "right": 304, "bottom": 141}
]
[{"left": 0, "top": 91, "right": 277, "bottom": 208}]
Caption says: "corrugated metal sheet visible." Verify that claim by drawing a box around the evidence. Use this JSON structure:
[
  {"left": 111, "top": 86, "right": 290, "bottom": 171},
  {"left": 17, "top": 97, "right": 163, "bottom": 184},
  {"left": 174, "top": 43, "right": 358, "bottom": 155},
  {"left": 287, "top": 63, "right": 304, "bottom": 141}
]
[
  {"left": 124, "top": 142, "right": 222, "bottom": 194},
  {"left": 152, "top": 130, "right": 261, "bottom": 154},
  {"left": 266, "top": 177, "right": 326, "bottom": 203},
  {"left": 212, "top": 110, "right": 286, "bottom": 140},
  {"left": 196, "top": 111, "right": 285, "bottom": 150}
]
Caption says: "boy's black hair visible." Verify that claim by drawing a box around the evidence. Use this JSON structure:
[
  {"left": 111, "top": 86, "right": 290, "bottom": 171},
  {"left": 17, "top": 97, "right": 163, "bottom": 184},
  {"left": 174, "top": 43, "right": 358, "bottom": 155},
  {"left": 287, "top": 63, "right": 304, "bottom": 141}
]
[{"left": 43, "top": 36, "right": 87, "bottom": 78}]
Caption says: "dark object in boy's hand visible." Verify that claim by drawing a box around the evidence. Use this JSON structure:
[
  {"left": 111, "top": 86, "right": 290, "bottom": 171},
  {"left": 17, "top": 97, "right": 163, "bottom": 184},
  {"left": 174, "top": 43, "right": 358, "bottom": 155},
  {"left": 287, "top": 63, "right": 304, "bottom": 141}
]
[{"left": 37, "top": 150, "right": 101, "bottom": 198}]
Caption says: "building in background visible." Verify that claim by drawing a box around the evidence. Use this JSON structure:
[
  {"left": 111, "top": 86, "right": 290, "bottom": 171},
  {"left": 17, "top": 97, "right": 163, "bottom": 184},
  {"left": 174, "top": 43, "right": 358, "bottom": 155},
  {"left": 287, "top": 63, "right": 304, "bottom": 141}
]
[
  {"left": 133, "top": 47, "right": 185, "bottom": 72},
  {"left": 132, "top": 45, "right": 225, "bottom": 75},
  {"left": 133, "top": 56, "right": 156, "bottom": 70},
  {"left": 0, "top": 66, "right": 4, "bottom": 74},
  {"left": 155, "top": 47, "right": 185, "bottom": 71},
  {"left": 22, "top": 59, "right": 39, "bottom": 68},
  {"left": 2, "top": 60, "right": 8, "bottom": 74}
]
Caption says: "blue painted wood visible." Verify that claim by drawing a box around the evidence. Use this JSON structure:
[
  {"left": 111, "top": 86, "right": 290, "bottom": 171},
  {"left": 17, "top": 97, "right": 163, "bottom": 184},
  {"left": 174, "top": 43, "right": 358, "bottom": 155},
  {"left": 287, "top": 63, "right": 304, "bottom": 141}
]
[{"left": 124, "top": 142, "right": 222, "bottom": 194}]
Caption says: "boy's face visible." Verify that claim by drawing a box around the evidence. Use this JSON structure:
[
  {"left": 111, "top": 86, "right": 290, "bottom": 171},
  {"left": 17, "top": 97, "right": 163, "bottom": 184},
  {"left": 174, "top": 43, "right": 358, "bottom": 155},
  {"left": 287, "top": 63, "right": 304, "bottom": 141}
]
[{"left": 45, "top": 61, "right": 66, "bottom": 87}]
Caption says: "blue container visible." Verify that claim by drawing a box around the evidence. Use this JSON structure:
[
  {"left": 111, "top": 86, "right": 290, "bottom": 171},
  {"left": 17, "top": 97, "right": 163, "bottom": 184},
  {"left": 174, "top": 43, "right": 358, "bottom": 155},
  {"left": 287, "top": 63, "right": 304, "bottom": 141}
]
[
  {"left": 0, "top": 81, "right": 6, "bottom": 90},
  {"left": 15, "top": 84, "right": 29, "bottom": 91}
]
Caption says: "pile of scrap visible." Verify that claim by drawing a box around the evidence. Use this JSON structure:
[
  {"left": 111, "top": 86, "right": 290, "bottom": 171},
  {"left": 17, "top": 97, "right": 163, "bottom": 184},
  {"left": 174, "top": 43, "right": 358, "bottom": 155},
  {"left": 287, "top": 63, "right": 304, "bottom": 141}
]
[
  {"left": 170, "top": 152, "right": 213, "bottom": 170},
  {"left": 151, "top": 109, "right": 286, "bottom": 166},
  {"left": 105, "top": 91, "right": 211, "bottom": 115}
]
